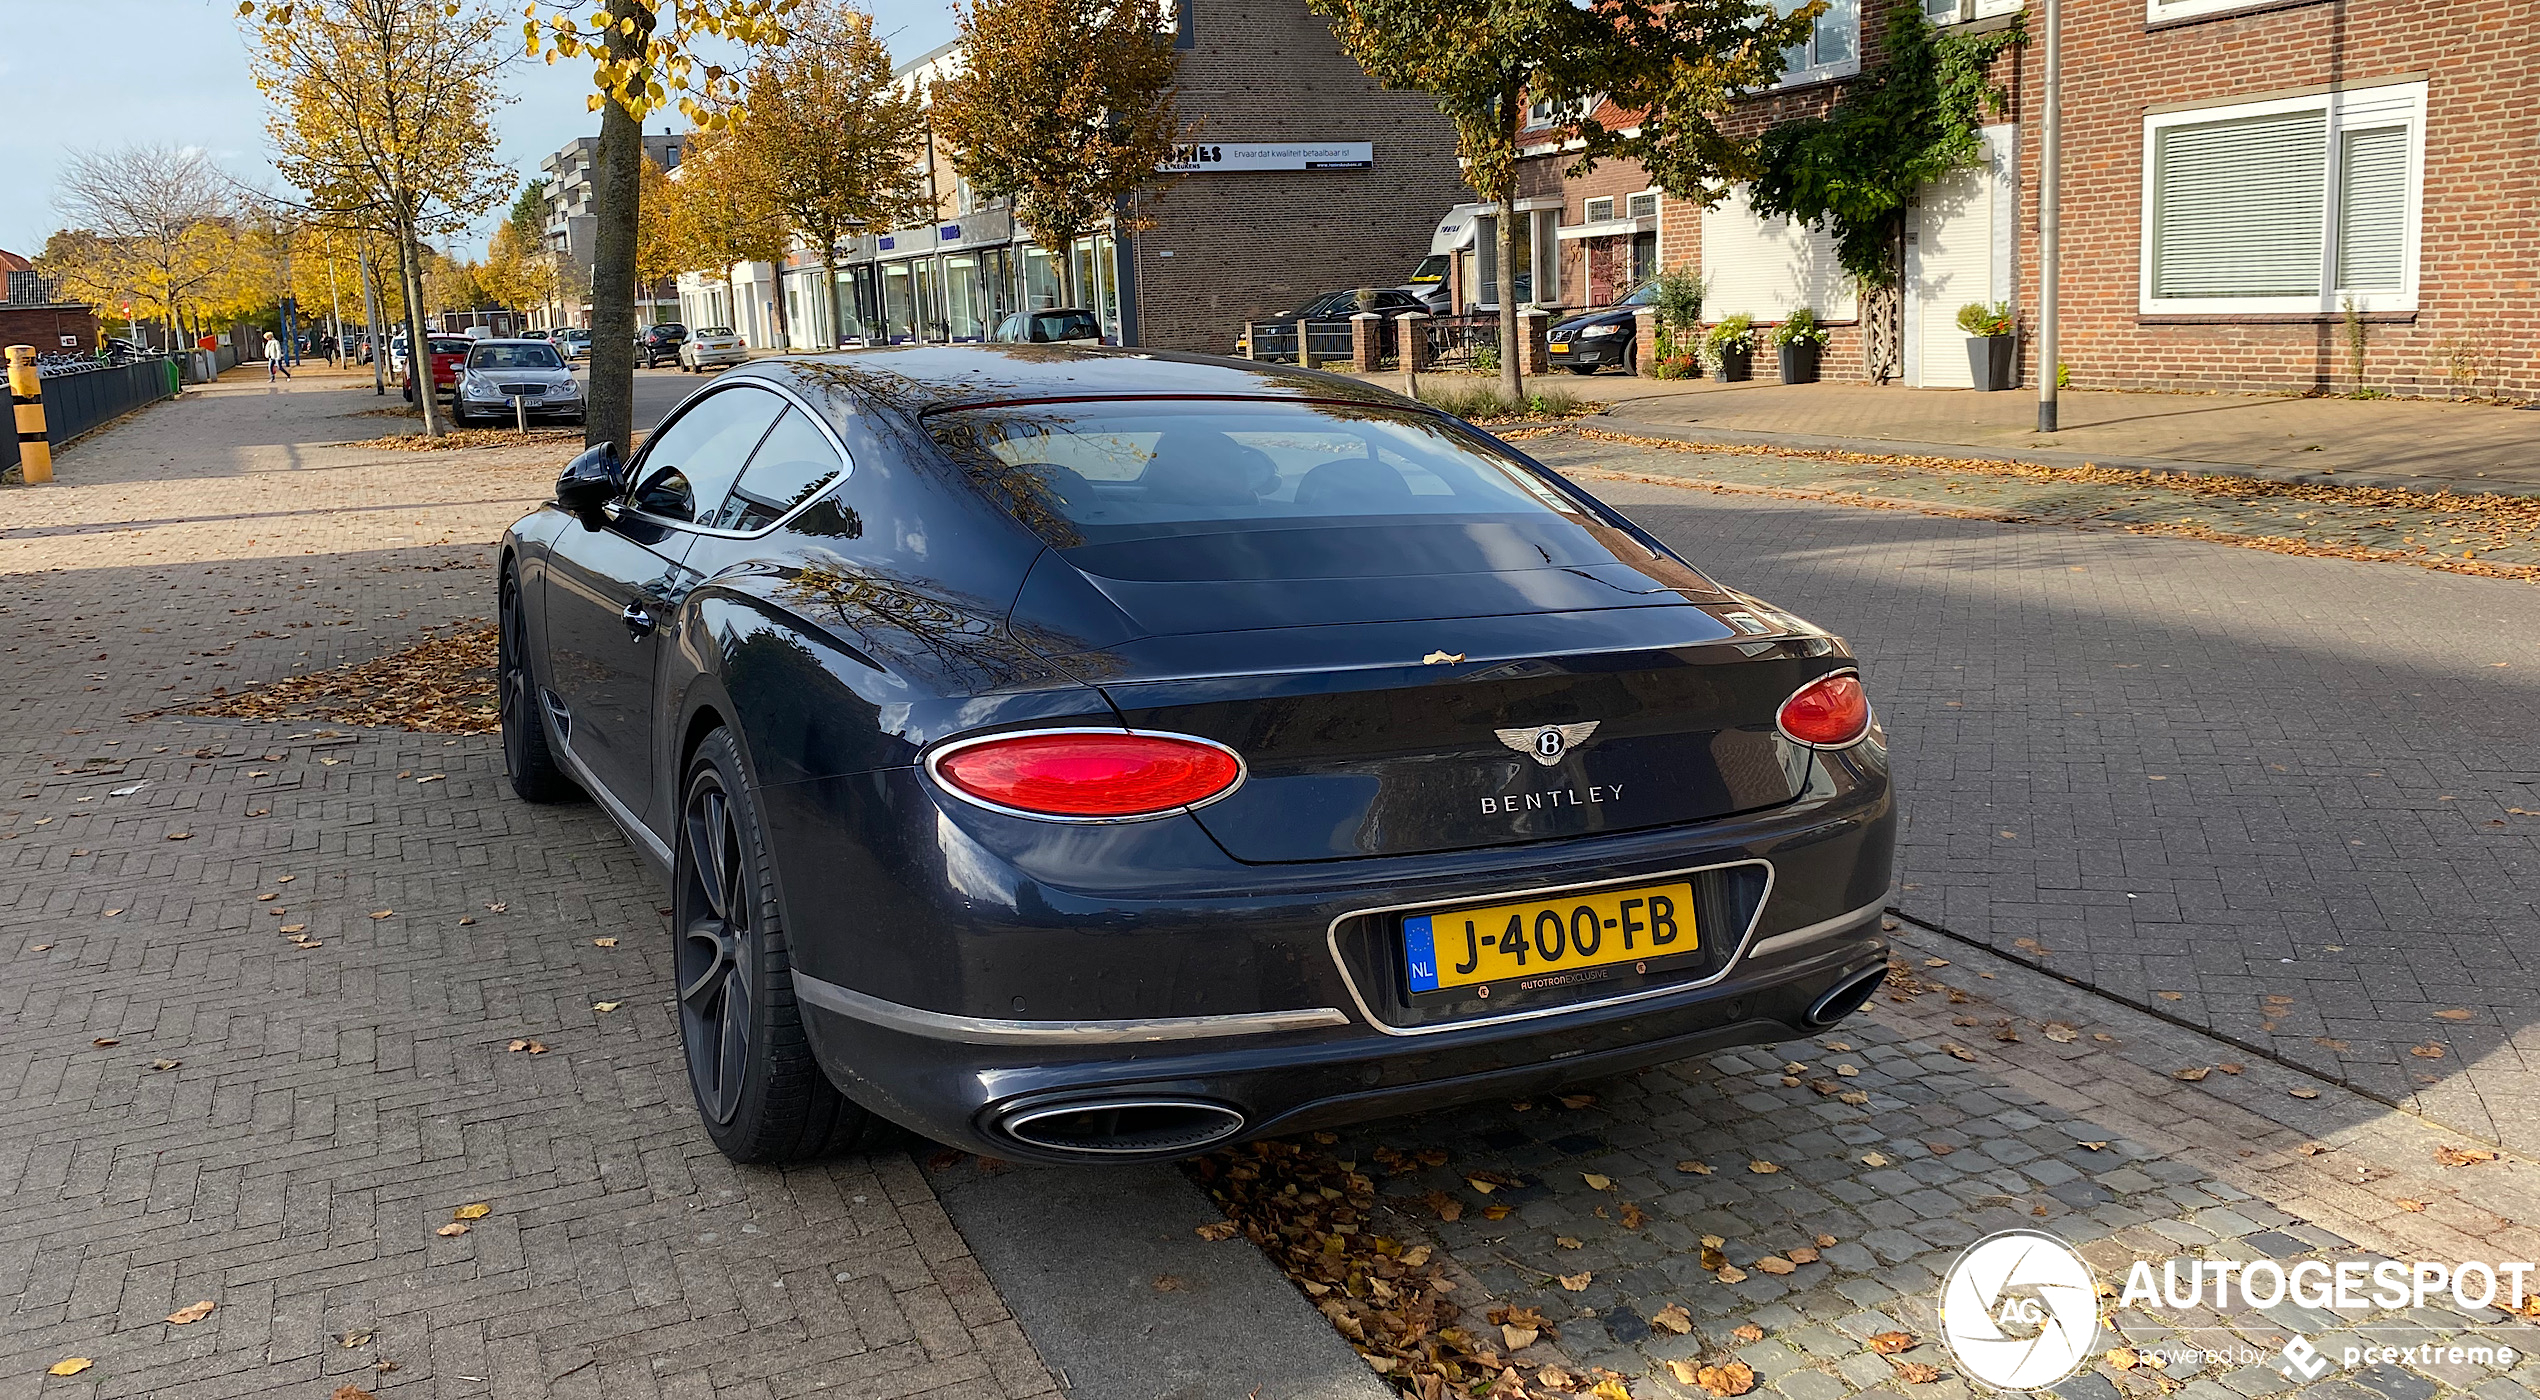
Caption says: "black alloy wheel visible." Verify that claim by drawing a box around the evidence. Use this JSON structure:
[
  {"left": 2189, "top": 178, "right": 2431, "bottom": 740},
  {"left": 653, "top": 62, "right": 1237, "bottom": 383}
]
[
  {"left": 673, "top": 729, "right": 884, "bottom": 1162},
  {"left": 497, "top": 566, "right": 580, "bottom": 803}
]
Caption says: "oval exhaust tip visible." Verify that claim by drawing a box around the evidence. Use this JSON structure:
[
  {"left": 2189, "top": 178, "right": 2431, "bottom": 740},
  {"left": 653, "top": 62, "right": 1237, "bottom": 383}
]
[
  {"left": 999, "top": 1098, "right": 1247, "bottom": 1158},
  {"left": 1807, "top": 968, "right": 1886, "bottom": 1027}
]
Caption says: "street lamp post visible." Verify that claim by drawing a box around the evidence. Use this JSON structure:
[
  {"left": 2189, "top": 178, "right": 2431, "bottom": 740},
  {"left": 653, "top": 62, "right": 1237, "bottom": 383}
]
[{"left": 2037, "top": 0, "right": 2061, "bottom": 433}]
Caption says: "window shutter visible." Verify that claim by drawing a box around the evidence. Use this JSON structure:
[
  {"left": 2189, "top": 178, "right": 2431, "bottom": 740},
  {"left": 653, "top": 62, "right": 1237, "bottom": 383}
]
[
  {"left": 2336, "top": 125, "right": 2408, "bottom": 293},
  {"left": 2152, "top": 110, "right": 2326, "bottom": 299},
  {"left": 1699, "top": 187, "right": 1858, "bottom": 322}
]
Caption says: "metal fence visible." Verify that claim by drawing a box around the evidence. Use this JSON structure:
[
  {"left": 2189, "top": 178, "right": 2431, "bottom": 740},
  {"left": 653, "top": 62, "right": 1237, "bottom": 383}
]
[
  {"left": 33, "top": 358, "right": 177, "bottom": 450},
  {"left": 1414, "top": 312, "right": 1503, "bottom": 370}
]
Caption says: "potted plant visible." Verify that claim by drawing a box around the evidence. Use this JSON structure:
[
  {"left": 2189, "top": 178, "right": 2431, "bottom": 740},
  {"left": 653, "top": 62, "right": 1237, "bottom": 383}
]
[
  {"left": 1650, "top": 267, "right": 1707, "bottom": 377},
  {"left": 1771, "top": 308, "right": 1827, "bottom": 384},
  {"left": 1705, "top": 314, "right": 1755, "bottom": 382},
  {"left": 1957, "top": 301, "right": 2017, "bottom": 391}
]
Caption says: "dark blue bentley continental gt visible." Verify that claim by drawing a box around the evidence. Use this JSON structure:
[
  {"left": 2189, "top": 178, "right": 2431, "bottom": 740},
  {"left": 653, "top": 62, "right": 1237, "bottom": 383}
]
[{"left": 499, "top": 346, "right": 1895, "bottom": 1164}]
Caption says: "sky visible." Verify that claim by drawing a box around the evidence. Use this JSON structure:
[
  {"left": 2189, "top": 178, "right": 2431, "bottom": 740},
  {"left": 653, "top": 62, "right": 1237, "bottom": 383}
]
[{"left": 0, "top": 0, "right": 961, "bottom": 262}]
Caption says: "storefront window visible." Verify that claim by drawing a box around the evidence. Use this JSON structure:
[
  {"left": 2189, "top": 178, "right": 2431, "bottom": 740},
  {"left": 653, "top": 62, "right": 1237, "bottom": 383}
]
[
  {"left": 1022, "top": 245, "right": 1062, "bottom": 311},
  {"left": 882, "top": 262, "right": 915, "bottom": 342},
  {"left": 979, "top": 247, "right": 1017, "bottom": 326},
  {"left": 944, "top": 252, "right": 984, "bottom": 340},
  {"left": 912, "top": 257, "right": 941, "bottom": 341}
]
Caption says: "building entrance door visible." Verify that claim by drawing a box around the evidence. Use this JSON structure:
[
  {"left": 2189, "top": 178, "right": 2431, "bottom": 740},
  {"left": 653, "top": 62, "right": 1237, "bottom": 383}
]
[{"left": 1905, "top": 124, "right": 2017, "bottom": 388}]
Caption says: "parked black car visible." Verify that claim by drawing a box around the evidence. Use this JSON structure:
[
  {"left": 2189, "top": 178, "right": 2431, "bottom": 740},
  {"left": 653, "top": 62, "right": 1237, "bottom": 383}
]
[
  {"left": 1549, "top": 281, "right": 1662, "bottom": 375},
  {"left": 638, "top": 322, "right": 690, "bottom": 368},
  {"left": 1233, "top": 288, "right": 1430, "bottom": 359},
  {"left": 497, "top": 346, "right": 1895, "bottom": 1166}
]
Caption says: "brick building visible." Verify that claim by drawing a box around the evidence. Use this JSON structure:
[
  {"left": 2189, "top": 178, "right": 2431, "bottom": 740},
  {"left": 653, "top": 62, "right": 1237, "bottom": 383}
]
[
  {"left": 683, "top": 0, "right": 1469, "bottom": 354},
  {"left": 1517, "top": 0, "right": 2540, "bottom": 399},
  {"left": 0, "top": 250, "right": 102, "bottom": 355}
]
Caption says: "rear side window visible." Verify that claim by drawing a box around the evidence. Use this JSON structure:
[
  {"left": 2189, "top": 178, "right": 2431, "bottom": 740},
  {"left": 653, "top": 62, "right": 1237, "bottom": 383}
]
[
  {"left": 929, "top": 400, "right": 1586, "bottom": 548},
  {"left": 630, "top": 386, "right": 788, "bottom": 523},
  {"left": 708, "top": 407, "right": 846, "bottom": 532},
  {"left": 1026, "top": 311, "right": 1099, "bottom": 342}
]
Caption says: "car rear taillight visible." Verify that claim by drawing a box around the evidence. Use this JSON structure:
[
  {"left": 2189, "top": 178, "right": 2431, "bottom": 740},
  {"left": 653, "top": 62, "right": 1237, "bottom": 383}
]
[
  {"left": 1777, "top": 672, "right": 1871, "bottom": 747},
  {"left": 931, "top": 730, "right": 1244, "bottom": 820}
]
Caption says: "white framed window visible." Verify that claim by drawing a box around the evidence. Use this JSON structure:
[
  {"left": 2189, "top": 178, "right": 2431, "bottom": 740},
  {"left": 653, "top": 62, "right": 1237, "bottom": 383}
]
[
  {"left": 1925, "top": 0, "right": 2022, "bottom": 22},
  {"left": 1777, "top": 0, "right": 1859, "bottom": 85},
  {"left": 1625, "top": 191, "right": 1659, "bottom": 220},
  {"left": 2147, "top": 0, "right": 2261, "bottom": 21},
  {"left": 1584, "top": 196, "right": 1617, "bottom": 223},
  {"left": 1524, "top": 94, "right": 1596, "bottom": 131},
  {"left": 2139, "top": 81, "right": 2425, "bottom": 315}
]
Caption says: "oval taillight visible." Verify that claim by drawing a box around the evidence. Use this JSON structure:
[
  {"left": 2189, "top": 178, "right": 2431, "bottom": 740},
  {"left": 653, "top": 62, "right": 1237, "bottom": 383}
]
[
  {"left": 932, "top": 731, "right": 1244, "bottom": 819},
  {"left": 1778, "top": 672, "right": 1871, "bottom": 747}
]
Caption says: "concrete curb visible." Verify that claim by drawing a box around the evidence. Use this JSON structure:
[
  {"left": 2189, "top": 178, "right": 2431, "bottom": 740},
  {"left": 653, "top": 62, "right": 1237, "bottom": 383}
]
[
  {"left": 1577, "top": 412, "right": 2540, "bottom": 501},
  {"left": 925, "top": 1157, "right": 1394, "bottom": 1400}
]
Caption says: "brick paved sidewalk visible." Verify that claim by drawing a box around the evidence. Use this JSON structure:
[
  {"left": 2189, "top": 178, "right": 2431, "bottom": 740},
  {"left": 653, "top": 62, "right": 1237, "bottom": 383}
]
[
  {"left": 1350, "top": 369, "right": 2540, "bottom": 495},
  {"left": 0, "top": 382, "right": 1061, "bottom": 1400}
]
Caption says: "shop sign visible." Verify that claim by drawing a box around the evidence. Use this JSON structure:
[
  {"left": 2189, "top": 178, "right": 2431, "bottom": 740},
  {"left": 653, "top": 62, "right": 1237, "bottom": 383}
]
[{"left": 1162, "top": 141, "right": 1373, "bottom": 173}]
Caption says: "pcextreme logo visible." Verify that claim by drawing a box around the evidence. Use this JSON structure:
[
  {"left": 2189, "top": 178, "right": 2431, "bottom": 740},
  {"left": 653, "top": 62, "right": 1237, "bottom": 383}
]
[{"left": 1937, "top": 1231, "right": 2101, "bottom": 1391}]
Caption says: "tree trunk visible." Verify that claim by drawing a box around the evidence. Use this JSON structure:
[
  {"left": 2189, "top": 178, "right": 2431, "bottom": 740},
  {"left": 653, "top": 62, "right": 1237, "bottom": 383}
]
[
  {"left": 586, "top": 0, "right": 647, "bottom": 454},
  {"left": 394, "top": 216, "right": 446, "bottom": 437},
  {"left": 1495, "top": 195, "right": 1522, "bottom": 402},
  {"left": 359, "top": 239, "right": 386, "bottom": 396},
  {"left": 771, "top": 265, "right": 793, "bottom": 348},
  {"left": 1057, "top": 238, "right": 1077, "bottom": 310}
]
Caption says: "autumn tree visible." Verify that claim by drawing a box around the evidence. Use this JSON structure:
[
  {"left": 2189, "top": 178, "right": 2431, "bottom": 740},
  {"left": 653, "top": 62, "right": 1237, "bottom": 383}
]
[
  {"left": 244, "top": 0, "right": 514, "bottom": 436},
  {"left": 729, "top": 0, "right": 929, "bottom": 348},
  {"left": 661, "top": 126, "right": 790, "bottom": 339},
  {"left": 930, "top": 0, "right": 1184, "bottom": 310},
  {"left": 1307, "top": 0, "right": 1806, "bottom": 399},
  {"left": 521, "top": 0, "right": 798, "bottom": 453},
  {"left": 51, "top": 144, "right": 236, "bottom": 351}
]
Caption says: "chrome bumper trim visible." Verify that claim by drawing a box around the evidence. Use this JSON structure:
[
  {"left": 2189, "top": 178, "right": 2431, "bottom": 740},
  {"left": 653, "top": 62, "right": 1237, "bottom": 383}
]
[
  {"left": 1747, "top": 898, "right": 1888, "bottom": 960},
  {"left": 790, "top": 970, "right": 1351, "bottom": 1045}
]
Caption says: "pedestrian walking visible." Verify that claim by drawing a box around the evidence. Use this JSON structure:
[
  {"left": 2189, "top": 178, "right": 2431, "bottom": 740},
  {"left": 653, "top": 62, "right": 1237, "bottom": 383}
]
[{"left": 264, "top": 331, "right": 292, "bottom": 382}]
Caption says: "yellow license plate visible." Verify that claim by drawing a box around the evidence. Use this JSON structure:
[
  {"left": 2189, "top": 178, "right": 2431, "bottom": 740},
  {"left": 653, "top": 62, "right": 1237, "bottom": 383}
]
[
  {"left": 1549, "top": 342, "right": 1571, "bottom": 353},
  {"left": 1403, "top": 880, "right": 1696, "bottom": 993}
]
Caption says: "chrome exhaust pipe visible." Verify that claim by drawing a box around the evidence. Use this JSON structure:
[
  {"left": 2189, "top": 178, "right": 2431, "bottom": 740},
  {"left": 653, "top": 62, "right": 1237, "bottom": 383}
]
[
  {"left": 996, "top": 1097, "right": 1247, "bottom": 1157},
  {"left": 1806, "top": 967, "right": 1886, "bottom": 1027}
]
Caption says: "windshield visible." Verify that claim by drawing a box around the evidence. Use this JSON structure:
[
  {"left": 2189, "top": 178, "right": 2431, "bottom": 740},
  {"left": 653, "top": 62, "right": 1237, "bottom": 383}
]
[
  {"left": 1406, "top": 254, "right": 1449, "bottom": 286},
  {"left": 468, "top": 344, "right": 563, "bottom": 369},
  {"left": 1621, "top": 281, "right": 1660, "bottom": 306},
  {"left": 930, "top": 399, "right": 1589, "bottom": 549}
]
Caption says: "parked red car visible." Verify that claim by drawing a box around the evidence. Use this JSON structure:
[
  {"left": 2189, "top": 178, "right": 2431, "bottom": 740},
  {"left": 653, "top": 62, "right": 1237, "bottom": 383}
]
[{"left": 402, "top": 337, "right": 474, "bottom": 401}]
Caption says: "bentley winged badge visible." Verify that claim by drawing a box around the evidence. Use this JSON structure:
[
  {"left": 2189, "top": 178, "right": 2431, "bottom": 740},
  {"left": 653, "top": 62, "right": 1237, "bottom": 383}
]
[{"left": 1495, "top": 721, "right": 1600, "bottom": 766}]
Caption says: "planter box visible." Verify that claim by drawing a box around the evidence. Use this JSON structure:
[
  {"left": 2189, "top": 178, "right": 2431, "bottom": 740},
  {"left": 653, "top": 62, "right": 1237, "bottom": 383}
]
[
  {"left": 1966, "top": 335, "right": 2017, "bottom": 391},
  {"left": 1777, "top": 342, "right": 1820, "bottom": 384},
  {"left": 1713, "top": 346, "right": 1752, "bottom": 382}
]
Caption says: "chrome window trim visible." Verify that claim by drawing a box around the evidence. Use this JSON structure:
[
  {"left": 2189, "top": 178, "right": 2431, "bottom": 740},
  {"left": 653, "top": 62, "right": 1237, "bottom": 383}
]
[
  {"left": 789, "top": 969, "right": 1349, "bottom": 1044},
  {"left": 921, "top": 726, "right": 1250, "bottom": 825},
  {"left": 1323, "top": 856, "right": 1778, "bottom": 1037},
  {"left": 1775, "top": 665, "right": 1873, "bottom": 750},
  {"left": 619, "top": 375, "right": 856, "bottom": 540}
]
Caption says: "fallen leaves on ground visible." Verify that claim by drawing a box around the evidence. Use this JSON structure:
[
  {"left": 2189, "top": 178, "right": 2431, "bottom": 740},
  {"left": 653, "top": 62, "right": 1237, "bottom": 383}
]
[
  {"left": 435, "top": 1222, "right": 469, "bottom": 1237},
  {"left": 48, "top": 1358, "right": 92, "bottom": 1376},
  {"left": 1580, "top": 1173, "right": 1611, "bottom": 1191},
  {"left": 1731, "top": 1323, "right": 1764, "bottom": 1342},
  {"left": 2106, "top": 1347, "right": 2139, "bottom": 1370},
  {"left": 366, "top": 427, "right": 581, "bottom": 452},
  {"left": 1190, "top": 1138, "right": 1508, "bottom": 1395},
  {"left": 2436, "top": 1145, "right": 2499, "bottom": 1167},
  {"left": 1556, "top": 1271, "right": 1592, "bottom": 1292},
  {"left": 2290, "top": 1088, "right": 2321, "bottom": 1099},
  {"left": 2397, "top": 1198, "right": 2428, "bottom": 1212},
  {"left": 1676, "top": 1160, "right": 1712, "bottom": 1175},
  {"left": 166, "top": 1300, "right": 216, "bottom": 1324},
  {"left": 1868, "top": 1331, "right": 1915, "bottom": 1354},
  {"left": 2411, "top": 1043, "right": 2447, "bottom": 1059},
  {"left": 2174, "top": 1066, "right": 2211, "bottom": 1081},
  {"left": 451, "top": 1202, "right": 490, "bottom": 1220},
  {"left": 332, "top": 1386, "right": 380, "bottom": 1400},
  {"left": 1665, "top": 1358, "right": 1755, "bottom": 1396},
  {"left": 176, "top": 625, "right": 498, "bottom": 733},
  {"left": 1195, "top": 1220, "right": 1240, "bottom": 1241},
  {"left": 1746, "top": 1160, "right": 1780, "bottom": 1174},
  {"left": 1650, "top": 1303, "right": 1692, "bottom": 1335},
  {"left": 1890, "top": 1360, "right": 1941, "bottom": 1384},
  {"left": 505, "top": 1039, "right": 547, "bottom": 1055}
]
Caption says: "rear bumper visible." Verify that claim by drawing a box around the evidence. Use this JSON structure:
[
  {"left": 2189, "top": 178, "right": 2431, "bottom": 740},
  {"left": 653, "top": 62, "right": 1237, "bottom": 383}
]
[
  {"left": 689, "top": 348, "right": 747, "bottom": 365},
  {"left": 764, "top": 748, "right": 1895, "bottom": 1162}
]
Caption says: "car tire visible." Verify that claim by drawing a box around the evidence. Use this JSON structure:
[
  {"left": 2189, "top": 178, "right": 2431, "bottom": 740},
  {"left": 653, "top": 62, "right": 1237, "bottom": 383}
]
[
  {"left": 675, "top": 728, "right": 888, "bottom": 1164},
  {"left": 498, "top": 565, "right": 582, "bottom": 805}
]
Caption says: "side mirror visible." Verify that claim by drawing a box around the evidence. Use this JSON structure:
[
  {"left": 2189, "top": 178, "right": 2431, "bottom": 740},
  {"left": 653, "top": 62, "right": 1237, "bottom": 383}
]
[{"left": 555, "top": 441, "right": 625, "bottom": 531}]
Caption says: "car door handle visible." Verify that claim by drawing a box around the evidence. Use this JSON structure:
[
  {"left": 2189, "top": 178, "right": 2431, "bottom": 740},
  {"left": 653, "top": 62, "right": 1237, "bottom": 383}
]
[{"left": 621, "top": 602, "right": 655, "bottom": 639}]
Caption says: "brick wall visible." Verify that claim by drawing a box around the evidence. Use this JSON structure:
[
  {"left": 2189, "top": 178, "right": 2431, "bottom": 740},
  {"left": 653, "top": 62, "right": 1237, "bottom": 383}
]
[
  {"left": 0, "top": 305, "right": 102, "bottom": 355},
  {"left": 2004, "top": 0, "right": 2540, "bottom": 400},
  {"left": 1131, "top": 0, "right": 1470, "bottom": 353}
]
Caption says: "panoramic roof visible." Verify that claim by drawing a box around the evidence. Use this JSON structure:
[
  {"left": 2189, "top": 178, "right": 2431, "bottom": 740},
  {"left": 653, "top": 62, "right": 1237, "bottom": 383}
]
[{"left": 751, "top": 344, "right": 1407, "bottom": 416}]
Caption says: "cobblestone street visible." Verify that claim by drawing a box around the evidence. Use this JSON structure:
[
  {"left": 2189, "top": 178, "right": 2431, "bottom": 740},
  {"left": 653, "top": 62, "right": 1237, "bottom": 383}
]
[{"left": 3, "top": 380, "right": 2535, "bottom": 1400}]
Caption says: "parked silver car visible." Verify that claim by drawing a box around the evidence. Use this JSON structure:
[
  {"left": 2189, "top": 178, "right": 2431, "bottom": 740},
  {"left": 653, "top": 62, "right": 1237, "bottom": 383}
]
[
  {"left": 452, "top": 339, "right": 583, "bottom": 427},
  {"left": 680, "top": 326, "right": 747, "bottom": 371}
]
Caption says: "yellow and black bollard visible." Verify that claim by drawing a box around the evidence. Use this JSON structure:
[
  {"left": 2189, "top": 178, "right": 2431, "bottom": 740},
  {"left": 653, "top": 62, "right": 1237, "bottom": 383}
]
[{"left": 6, "top": 345, "right": 51, "bottom": 484}]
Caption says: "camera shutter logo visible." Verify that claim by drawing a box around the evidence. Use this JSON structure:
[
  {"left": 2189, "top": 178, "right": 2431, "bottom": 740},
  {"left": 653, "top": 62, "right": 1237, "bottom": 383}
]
[{"left": 1938, "top": 1231, "right": 2100, "bottom": 1390}]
